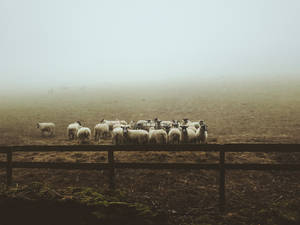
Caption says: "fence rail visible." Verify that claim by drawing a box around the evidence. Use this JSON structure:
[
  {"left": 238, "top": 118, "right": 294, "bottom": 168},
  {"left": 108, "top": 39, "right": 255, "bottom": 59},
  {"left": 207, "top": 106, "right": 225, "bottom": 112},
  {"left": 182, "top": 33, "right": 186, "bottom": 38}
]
[{"left": 0, "top": 144, "right": 299, "bottom": 212}]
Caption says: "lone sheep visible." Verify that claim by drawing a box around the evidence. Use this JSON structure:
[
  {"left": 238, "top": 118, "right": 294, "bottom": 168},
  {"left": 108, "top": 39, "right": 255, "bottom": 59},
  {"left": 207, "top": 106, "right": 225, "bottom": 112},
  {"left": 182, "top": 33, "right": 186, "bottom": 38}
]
[{"left": 37, "top": 122, "right": 55, "bottom": 137}]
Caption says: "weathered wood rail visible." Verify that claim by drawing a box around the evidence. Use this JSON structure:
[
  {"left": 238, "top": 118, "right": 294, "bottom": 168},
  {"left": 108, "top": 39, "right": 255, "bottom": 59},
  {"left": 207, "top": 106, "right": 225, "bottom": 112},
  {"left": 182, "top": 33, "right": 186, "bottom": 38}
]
[{"left": 0, "top": 144, "right": 299, "bottom": 212}]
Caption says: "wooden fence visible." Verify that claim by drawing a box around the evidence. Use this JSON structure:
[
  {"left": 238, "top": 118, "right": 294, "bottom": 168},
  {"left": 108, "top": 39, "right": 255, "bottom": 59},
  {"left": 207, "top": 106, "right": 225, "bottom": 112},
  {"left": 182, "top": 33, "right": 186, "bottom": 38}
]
[{"left": 0, "top": 144, "right": 300, "bottom": 212}]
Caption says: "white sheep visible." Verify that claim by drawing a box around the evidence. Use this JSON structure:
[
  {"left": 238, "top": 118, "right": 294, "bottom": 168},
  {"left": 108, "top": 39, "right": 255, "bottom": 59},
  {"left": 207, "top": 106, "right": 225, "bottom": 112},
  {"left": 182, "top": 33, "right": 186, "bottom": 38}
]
[
  {"left": 196, "top": 124, "right": 208, "bottom": 144},
  {"left": 122, "top": 126, "right": 149, "bottom": 144},
  {"left": 160, "top": 120, "right": 173, "bottom": 128},
  {"left": 149, "top": 127, "right": 168, "bottom": 144},
  {"left": 168, "top": 127, "right": 181, "bottom": 144},
  {"left": 189, "top": 120, "right": 205, "bottom": 129},
  {"left": 101, "top": 120, "right": 122, "bottom": 132},
  {"left": 181, "top": 118, "right": 191, "bottom": 126},
  {"left": 120, "top": 120, "right": 128, "bottom": 125},
  {"left": 112, "top": 127, "right": 124, "bottom": 145},
  {"left": 129, "top": 120, "right": 136, "bottom": 128},
  {"left": 189, "top": 121, "right": 200, "bottom": 129},
  {"left": 188, "top": 126, "right": 197, "bottom": 133},
  {"left": 180, "top": 125, "right": 197, "bottom": 143},
  {"left": 67, "top": 121, "right": 81, "bottom": 140},
  {"left": 37, "top": 122, "right": 55, "bottom": 137},
  {"left": 94, "top": 123, "right": 109, "bottom": 141},
  {"left": 77, "top": 127, "right": 91, "bottom": 144},
  {"left": 135, "top": 120, "right": 148, "bottom": 129}
]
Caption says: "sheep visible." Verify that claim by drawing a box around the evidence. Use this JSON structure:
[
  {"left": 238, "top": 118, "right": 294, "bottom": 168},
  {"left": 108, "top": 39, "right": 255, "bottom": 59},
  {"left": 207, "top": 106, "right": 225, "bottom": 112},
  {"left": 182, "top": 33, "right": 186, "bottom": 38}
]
[
  {"left": 129, "top": 120, "right": 136, "bottom": 129},
  {"left": 149, "top": 127, "right": 168, "bottom": 144},
  {"left": 112, "top": 127, "right": 124, "bottom": 145},
  {"left": 196, "top": 124, "right": 208, "bottom": 144},
  {"left": 154, "top": 120, "right": 162, "bottom": 129},
  {"left": 168, "top": 127, "right": 181, "bottom": 144},
  {"left": 181, "top": 118, "right": 191, "bottom": 126},
  {"left": 135, "top": 120, "right": 148, "bottom": 129},
  {"left": 77, "top": 127, "right": 91, "bottom": 144},
  {"left": 160, "top": 120, "right": 173, "bottom": 129},
  {"left": 163, "top": 125, "right": 171, "bottom": 134},
  {"left": 188, "top": 126, "right": 197, "bottom": 133},
  {"left": 189, "top": 121, "right": 200, "bottom": 129},
  {"left": 101, "top": 119, "right": 121, "bottom": 132},
  {"left": 94, "top": 123, "right": 109, "bottom": 141},
  {"left": 36, "top": 122, "right": 55, "bottom": 137},
  {"left": 134, "top": 119, "right": 154, "bottom": 131},
  {"left": 122, "top": 126, "right": 149, "bottom": 144},
  {"left": 189, "top": 120, "right": 205, "bottom": 129},
  {"left": 67, "top": 121, "right": 81, "bottom": 140},
  {"left": 180, "top": 125, "right": 197, "bottom": 143},
  {"left": 120, "top": 120, "right": 128, "bottom": 125}
]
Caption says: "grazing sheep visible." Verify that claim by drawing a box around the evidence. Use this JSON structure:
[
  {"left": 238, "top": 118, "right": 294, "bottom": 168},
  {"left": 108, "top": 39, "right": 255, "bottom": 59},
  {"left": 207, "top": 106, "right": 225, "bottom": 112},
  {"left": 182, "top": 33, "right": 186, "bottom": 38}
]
[
  {"left": 67, "top": 121, "right": 81, "bottom": 140},
  {"left": 122, "top": 126, "right": 149, "bottom": 144},
  {"left": 37, "top": 122, "right": 55, "bottom": 137},
  {"left": 149, "top": 127, "right": 168, "bottom": 144},
  {"left": 112, "top": 127, "right": 124, "bottom": 145},
  {"left": 180, "top": 125, "right": 197, "bottom": 144},
  {"left": 77, "top": 127, "right": 91, "bottom": 144},
  {"left": 168, "top": 127, "right": 181, "bottom": 144},
  {"left": 196, "top": 124, "right": 208, "bottom": 144},
  {"left": 94, "top": 123, "right": 109, "bottom": 141}
]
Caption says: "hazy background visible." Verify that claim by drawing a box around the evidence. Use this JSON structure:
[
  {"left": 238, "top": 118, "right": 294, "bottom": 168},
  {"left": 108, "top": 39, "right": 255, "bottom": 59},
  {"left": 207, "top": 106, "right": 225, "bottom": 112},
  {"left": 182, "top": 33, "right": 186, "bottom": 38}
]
[{"left": 0, "top": 0, "right": 300, "bottom": 94}]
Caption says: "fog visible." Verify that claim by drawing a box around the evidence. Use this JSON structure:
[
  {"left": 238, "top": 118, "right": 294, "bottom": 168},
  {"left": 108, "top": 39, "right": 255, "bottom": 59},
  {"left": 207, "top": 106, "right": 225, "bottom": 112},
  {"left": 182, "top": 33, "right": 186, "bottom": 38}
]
[{"left": 1, "top": 0, "right": 300, "bottom": 95}]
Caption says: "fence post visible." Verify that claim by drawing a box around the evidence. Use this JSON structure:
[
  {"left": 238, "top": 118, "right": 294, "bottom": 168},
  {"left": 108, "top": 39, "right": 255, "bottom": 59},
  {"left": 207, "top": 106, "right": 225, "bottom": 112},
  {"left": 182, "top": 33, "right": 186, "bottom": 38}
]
[
  {"left": 6, "top": 150, "right": 12, "bottom": 187},
  {"left": 108, "top": 149, "right": 115, "bottom": 190},
  {"left": 219, "top": 150, "right": 225, "bottom": 212}
]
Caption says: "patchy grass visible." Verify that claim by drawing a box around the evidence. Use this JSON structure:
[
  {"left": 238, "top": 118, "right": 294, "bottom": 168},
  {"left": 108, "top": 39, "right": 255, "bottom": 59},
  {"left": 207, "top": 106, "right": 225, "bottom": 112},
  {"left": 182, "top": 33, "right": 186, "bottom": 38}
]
[{"left": 0, "top": 182, "right": 168, "bottom": 225}]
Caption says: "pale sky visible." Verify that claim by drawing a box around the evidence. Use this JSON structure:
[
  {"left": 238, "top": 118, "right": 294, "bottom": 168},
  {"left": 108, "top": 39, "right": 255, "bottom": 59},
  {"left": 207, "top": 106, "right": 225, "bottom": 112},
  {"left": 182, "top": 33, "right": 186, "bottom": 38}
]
[{"left": 0, "top": 0, "right": 300, "bottom": 90}]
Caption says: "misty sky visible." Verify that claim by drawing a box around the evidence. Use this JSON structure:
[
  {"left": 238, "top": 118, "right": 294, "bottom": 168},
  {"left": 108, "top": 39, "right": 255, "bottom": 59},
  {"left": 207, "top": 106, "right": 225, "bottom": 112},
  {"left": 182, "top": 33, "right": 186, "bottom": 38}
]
[{"left": 1, "top": 0, "right": 300, "bottom": 89}]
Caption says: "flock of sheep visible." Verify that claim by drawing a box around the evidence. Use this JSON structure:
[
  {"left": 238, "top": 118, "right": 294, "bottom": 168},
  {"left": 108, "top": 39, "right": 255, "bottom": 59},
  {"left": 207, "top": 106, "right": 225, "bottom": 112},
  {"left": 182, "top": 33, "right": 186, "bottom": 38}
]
[{"left": 36, "top": 118, "right": 208, "bottom": 145}]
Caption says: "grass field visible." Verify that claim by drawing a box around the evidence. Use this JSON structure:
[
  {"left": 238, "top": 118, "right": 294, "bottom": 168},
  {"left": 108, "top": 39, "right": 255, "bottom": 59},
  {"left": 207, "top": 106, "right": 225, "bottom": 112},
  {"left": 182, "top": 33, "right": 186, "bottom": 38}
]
[{"left": 0, "top": 79, "right": 300, "bottom": 224}]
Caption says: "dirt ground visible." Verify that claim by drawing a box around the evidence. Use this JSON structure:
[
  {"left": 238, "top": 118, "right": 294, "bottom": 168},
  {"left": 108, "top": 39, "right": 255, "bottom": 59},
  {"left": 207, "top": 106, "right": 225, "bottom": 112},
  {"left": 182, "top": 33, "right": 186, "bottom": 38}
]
[{"left": 0, "top": 81, "right": 300, "bottom": 224}]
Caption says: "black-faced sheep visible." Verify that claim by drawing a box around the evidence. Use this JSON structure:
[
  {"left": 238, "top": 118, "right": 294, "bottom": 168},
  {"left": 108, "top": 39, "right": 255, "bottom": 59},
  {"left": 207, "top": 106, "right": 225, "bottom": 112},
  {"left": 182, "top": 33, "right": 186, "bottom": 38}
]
[
  {"left": 180, "top": 125, "right": 197, "bottom": 143},
  {"left": 77, "top": 127, "right": 91, "bottom": 144},
  {"left": 196, "top": 124, "right": 208, "bottom": 144},
  {"left": 67, "top": 121, "right": 81, "bottom": 140}
]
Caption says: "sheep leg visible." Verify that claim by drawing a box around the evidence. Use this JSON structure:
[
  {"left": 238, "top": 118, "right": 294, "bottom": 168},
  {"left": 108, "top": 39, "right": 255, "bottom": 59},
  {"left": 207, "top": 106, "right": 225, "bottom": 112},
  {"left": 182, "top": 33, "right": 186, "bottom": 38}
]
[{"left": 94, "top": 131, "right": 98, "bottom": 141}]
